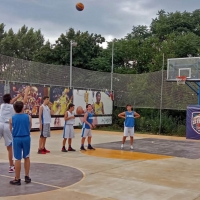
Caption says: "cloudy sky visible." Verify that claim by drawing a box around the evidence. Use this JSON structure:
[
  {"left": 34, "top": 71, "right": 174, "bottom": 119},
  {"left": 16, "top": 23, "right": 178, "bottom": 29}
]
[{"left": 1, "top": 0, "right": 200, "bottom": 47}]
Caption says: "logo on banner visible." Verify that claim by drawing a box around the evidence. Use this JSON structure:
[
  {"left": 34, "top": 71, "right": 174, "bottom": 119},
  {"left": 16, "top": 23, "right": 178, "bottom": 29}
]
[{"left": 191, "top": 112, "right": 200, "bottom": 134}]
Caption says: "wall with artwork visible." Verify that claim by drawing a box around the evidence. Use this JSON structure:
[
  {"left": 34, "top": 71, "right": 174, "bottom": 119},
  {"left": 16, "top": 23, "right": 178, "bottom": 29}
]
[{"left": 1, "top": 83, "right": 113, "bottom": 129}]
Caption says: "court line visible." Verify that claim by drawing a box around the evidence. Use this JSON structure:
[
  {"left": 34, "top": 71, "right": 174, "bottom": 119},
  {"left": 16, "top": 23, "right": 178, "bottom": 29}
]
[
  {"left": 0, "top": 163, "right": 86, "bottom": 197},
  {"left": 0, "top": 174, "right": 62, "bottom": 189}
]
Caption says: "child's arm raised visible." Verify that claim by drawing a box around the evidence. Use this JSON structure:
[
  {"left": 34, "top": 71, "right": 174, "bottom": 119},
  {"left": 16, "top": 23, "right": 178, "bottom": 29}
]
[{"left": 10, "top": 94, "right": 21, "bottom": 104}]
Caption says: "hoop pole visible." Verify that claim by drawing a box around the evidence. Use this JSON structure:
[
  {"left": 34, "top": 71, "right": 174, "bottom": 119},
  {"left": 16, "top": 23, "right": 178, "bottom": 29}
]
[
  {"left": 198, "top": 82, "right": 200, "bottom": 105},
  {"left": 159, "top": 53, "right": 164, "bottom": 134}
]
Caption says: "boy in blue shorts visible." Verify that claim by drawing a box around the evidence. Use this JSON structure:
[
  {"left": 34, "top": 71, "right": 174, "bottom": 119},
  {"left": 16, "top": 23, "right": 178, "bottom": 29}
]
[
  {"left": 80, "top": 104, "right": 96, "bottom": 151},
  {"left": 118, "top": 104, "right": 140, "bottom": 150},
  {"left": 9, "top": 101, "right": 32, "bottom": 185}
]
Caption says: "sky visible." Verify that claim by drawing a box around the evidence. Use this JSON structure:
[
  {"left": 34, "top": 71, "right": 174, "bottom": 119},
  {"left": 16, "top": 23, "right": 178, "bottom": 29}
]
[{"left": 1, "top": 0, "right": 200, "bottom": 48}]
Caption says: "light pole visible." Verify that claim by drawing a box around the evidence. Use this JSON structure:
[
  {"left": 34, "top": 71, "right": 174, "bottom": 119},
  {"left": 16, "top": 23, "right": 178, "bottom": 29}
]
[
  {"left": 70, "top": 40, "right": 77, "bottom": 88},
  {"left": 111, "top": 40, "right": 114, "bottom": 91}
]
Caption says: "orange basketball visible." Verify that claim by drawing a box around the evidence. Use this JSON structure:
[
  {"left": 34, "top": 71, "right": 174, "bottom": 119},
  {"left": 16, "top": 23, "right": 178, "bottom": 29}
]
[
  {"left": 76, "top": 2, "right": 84, "bottom": 11},
  {"left": 76, "top": 106, "right": 84, "bottom": 114}
]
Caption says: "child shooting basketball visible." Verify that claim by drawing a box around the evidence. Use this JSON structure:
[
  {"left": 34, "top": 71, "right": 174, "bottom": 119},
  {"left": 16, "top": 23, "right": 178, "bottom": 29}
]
[
  {"left": 0, "top": 86, "right": 30, "bottom": 173},
  {"left": 9, "top": 101, "right": 32, "bottom": 185},
  {"left": 118, "top": 104, "right": 140, "bottom": 150},
  {"left": 38, "top": 96, "right": 54, "bottom": 154},
  {"left": 62, "top": 103, "right": 76, "bottom": 152},
  {"left": 80, "top": 104, "right": 96, "bottom": 151},
  {"left": 0, "top": 94, "right": 20, "bottom": 173}
]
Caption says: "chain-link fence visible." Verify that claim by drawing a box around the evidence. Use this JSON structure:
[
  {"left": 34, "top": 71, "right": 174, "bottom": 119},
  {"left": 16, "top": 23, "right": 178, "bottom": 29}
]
[{"left": 0, "top": 54, "right": 197, "bottom": 110}]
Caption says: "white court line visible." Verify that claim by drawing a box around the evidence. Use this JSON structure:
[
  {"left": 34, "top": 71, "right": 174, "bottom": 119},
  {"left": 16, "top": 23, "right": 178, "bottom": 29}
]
[{"left": 0, "top": 174, "right": 62, "bottom": 189}]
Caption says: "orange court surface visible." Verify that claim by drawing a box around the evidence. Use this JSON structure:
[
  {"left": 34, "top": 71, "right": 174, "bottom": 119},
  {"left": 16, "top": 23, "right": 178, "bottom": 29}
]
[{"left": 1, "top": 129, "right": 200, "bottom": 200}]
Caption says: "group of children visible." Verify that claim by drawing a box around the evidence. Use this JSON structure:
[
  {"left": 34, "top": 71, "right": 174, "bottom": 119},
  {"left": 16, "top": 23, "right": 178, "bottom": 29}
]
[{"left": 0, "top": 87, "right": 140, "bottom": 186}]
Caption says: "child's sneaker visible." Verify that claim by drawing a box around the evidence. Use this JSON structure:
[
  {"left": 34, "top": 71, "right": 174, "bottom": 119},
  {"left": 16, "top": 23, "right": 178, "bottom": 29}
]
[
  {"left": 38, "top": 149, "right": 46, "bottom": 154},
  {"left": 9, "top": 166, "right": 15, "bottom": 173},
  {"left": 61, "top": 147, "right": 68, "bottom": 152},
  {"left": 88, "top": 145, "right": 95, "bottom": 150},
  {"left": 25, "top": 176, "right": 31, "bottom": 183},
  {"left": 80, "top": 146, "right": 86, "bottom": 151},
  {"left": 68, "top": 147, "right": 76, "bottom": 151},
  {"left": 43, "top": 148, "right": 50, "bottom": 153},
  {"left": 10, "top": 178, "right": 21, "bottom": 185},
  {"left": 130, "top": 146, "right": 134, "bottom": 150},
  {"left": 121, "top": 144, "right": 124, "bottom": 149}
]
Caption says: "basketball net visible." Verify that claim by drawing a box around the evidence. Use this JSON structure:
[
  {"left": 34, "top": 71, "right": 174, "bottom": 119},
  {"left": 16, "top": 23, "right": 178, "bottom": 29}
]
[{"left": 176, "top": 76, "right": 187, "bottom": 85}]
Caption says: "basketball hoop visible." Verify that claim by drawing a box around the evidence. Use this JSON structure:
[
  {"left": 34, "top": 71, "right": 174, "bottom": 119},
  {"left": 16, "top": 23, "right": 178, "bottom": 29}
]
[{"left": 176, "top": 76, "right": 187, "bottom": 85}]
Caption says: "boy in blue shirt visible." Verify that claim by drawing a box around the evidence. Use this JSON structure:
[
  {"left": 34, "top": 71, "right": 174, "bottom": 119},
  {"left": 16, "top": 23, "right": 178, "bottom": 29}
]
[
  {"left": 9, "top": 101, "right": 32, "bottom": 185},
  {"left": 118, "top": 104, "right": 140, "bottom": 150},
  {"left": 80, "top": 104, "right": 96, "bottom": 151}
]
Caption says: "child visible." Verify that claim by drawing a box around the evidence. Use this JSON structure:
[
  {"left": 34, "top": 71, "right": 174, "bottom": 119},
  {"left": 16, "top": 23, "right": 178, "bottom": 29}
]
[
  {"left": 62, "top": 103, "right": 76, "bottom": 152},
  {"left": 0, "top": 86, "right": 30, "bottom": 173},
  {"left": 38, "top": 96, "right": 54, "bottom": 154},
  {"left": 118, "top": 104, "right": 140, "bottom": 150},
  {"left": 80, "top": 104, "right": 96, "bottom": 151},
  {"left": 9, "top": 101, "right": 32, "bottom": 185}
]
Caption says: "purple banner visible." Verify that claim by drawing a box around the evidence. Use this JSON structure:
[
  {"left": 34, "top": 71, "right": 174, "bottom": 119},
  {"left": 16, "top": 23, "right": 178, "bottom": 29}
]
[{"left": 186, "top": 105, "right": 200, "bottom": 140}]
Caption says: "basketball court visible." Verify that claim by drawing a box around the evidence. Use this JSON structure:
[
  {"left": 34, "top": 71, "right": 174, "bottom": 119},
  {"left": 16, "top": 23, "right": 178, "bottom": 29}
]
[{"left": 1, "top": 130, "right": 200, "bottom": 200}]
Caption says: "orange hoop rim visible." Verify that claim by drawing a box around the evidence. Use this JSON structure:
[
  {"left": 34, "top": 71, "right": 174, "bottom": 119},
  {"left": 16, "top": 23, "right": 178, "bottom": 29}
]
[{"left": 176, "top": 76, "right": 187, "bottom": 81}]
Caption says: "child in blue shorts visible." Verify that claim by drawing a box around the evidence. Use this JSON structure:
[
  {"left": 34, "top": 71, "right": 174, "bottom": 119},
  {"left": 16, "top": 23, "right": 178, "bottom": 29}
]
[{"left": 9, "top": 101, "right": 32, "bottom": 185}]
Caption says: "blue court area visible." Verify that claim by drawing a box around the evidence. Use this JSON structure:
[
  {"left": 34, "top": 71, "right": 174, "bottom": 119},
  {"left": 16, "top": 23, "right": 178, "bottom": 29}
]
[
  {"left": 93, "top": 138, "right": 200, "bottom": 159},
  {"left": 0, "top": 163, "right": 83, "bottom": 197}
]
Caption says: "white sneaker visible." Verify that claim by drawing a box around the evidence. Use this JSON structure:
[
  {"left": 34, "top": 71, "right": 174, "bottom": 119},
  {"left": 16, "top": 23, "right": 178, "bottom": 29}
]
[
  {"left": 9, "top": 166, "right": 15, "bottom": 173},
  {"left": 121, "top": 144, "right": 124, "bottom": 149},
  {"left": 130, "top": 146, "right": 133, "bottom": 150}
]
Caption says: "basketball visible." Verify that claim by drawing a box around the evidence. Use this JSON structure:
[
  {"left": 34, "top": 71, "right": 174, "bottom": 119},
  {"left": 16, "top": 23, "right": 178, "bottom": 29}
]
[
  {"left": 76, "top": 2, "right": 84, "bottom": 11},
  {"left": 76, "top": 106, "right": 84, "bottom": 114}
]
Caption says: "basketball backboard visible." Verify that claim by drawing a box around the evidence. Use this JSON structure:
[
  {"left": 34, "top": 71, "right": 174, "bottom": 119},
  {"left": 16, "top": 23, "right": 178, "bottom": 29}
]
[{"left": 167, "top": 57, "right": 200, "bottom": 82}]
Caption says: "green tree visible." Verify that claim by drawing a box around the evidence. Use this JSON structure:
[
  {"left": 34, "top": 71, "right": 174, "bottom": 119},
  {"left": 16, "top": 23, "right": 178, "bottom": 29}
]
[
  {"left": 126, "top": 25, "right": 151, "bottom": 40},
  {"left": 33, "top": 40, "right": 55, "bottom": 64},
  {"left": 151, "top": 9, "right": 200, "bottom": 39},
  {"left": 0, "top": 23, "right": 5, "bottom": 43},
  {"left": 53, "top": 28, "right": 105, "bottom": 68},
  {"left": 16, "top": 26, "right": 44, "bottom": 60},
  {"left": 0, "top": 28, "right": 18, "bottom": 57},
  {"left": 173, "top": 32, "right": 200, "bottom": 57}
]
